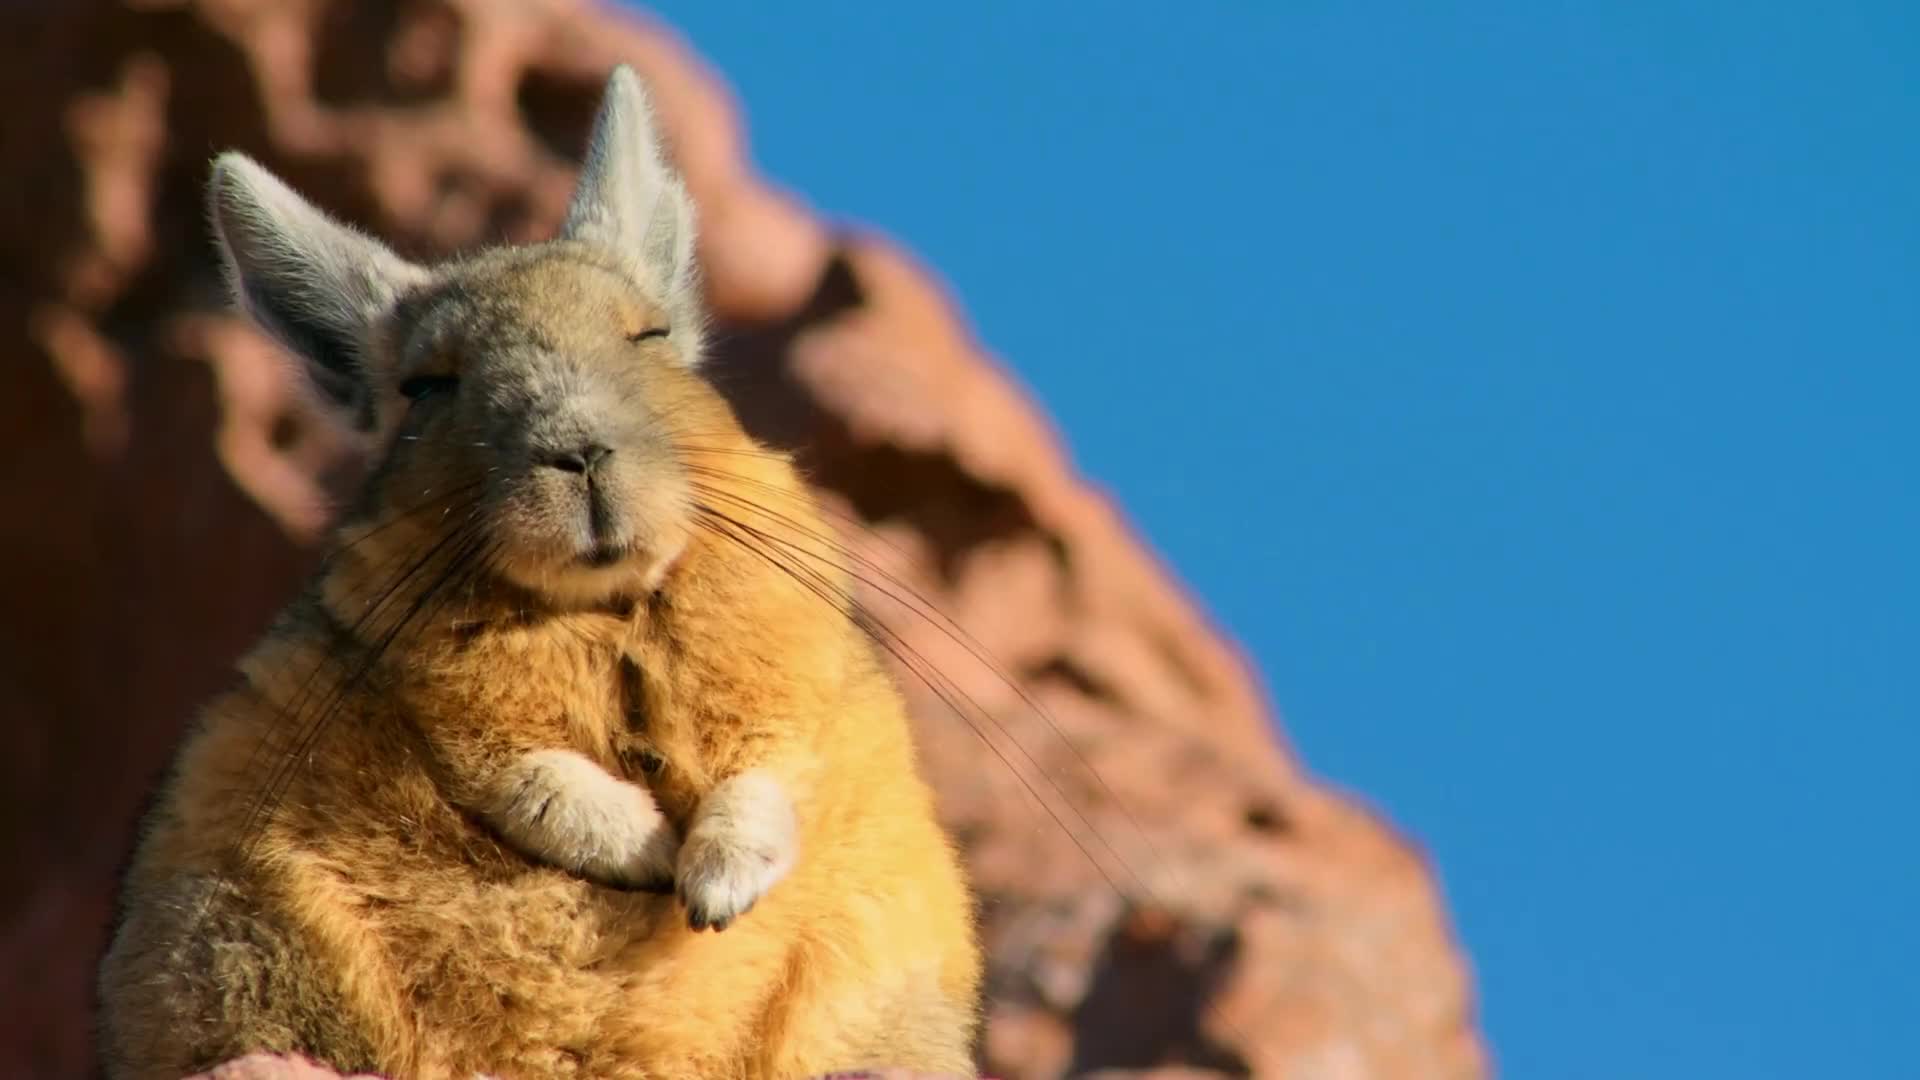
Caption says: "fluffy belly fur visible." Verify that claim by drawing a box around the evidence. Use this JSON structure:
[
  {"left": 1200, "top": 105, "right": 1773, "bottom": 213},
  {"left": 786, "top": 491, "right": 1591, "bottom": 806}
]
[{"left": 100, "top": 701, "right": 980, "bottom": 1080}]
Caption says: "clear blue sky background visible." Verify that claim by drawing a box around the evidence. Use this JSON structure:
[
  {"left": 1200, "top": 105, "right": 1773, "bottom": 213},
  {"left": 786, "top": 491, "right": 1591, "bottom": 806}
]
[{"left": 644, "top": 3, "right": 1917, "bottom": 1076}]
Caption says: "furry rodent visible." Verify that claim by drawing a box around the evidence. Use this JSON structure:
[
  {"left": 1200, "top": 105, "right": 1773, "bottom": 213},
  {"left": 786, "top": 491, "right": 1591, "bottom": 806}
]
[{"left": 95, "top": 66, "right": 982, "bottom": 1080}]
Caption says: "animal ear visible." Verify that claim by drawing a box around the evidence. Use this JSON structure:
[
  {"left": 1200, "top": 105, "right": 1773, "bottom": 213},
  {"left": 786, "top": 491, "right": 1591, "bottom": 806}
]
[
  {"left": 561, "top": 64, "right": 704, "bottom": 361},
  {"left": 208, "top": 152, "right": 427, "bottom": 428}
]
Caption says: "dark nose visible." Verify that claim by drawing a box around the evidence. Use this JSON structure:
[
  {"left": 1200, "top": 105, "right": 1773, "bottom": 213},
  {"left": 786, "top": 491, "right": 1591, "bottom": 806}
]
[{"left": 542, "top": 443, "right": 613, "bottom": 474}]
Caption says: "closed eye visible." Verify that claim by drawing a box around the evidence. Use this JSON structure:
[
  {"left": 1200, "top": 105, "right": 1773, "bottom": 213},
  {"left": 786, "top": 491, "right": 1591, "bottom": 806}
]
[
  {"left": 627, "top": 327, "right": 671, "bottom": 343},
  {"left": 399, "top": 374, "right": 459, "bottom": 401}
]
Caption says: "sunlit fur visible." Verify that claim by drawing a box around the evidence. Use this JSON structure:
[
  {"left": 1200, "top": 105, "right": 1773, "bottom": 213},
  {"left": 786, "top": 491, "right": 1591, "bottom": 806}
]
[{"left": 96, "top": 67, "right": 982, "bottom": 1080}]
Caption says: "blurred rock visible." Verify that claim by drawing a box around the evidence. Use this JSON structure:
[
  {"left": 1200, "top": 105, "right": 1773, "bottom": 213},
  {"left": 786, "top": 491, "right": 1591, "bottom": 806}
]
[
  {"left": 0, "top": 1, "right": 1485, "bottom": 1077},
  {"left": 182, "top": 1054, "right": 386, "bottom": 1080},
  {"left": 180, "top": 1055, "right": 966, "bottom": 1080}
]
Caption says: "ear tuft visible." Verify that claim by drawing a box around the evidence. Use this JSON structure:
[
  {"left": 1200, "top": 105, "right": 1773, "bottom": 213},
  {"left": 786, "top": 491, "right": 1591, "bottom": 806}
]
[
  {"left": 560, "top": 65, "right": 704, "bottom": 362},
  {"left": 208, "top": 152, "right": 427, "bottom": 427}
]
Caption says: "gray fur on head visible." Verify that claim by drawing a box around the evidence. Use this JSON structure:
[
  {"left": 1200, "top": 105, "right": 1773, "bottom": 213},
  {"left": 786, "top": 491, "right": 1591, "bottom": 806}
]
[
  {"left": 205, "top": 65, "right": 706, "bottom": 433},
  {"left": 560, "top": 64, "right": 705, "bottom": 363}
]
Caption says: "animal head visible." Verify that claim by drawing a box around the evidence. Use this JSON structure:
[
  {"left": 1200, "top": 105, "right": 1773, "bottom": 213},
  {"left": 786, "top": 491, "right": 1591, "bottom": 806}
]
[{"left": 210, "top": 66, "right": 740, "bottom": 609}]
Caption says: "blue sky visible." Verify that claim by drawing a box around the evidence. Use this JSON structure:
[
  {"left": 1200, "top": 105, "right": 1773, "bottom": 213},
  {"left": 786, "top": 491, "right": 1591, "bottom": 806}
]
[{"left": 644, "top": 3, "right": 1918, "bottom": 1075}]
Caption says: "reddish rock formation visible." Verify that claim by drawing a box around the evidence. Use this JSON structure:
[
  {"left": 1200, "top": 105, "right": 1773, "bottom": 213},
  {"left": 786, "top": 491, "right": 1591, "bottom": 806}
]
[
  {"left": 0, "top": 1, "right": 1485, "bottom": 1077},
  {"left": 181, "top": 1054, "right": 965, "bottom": 1080}
]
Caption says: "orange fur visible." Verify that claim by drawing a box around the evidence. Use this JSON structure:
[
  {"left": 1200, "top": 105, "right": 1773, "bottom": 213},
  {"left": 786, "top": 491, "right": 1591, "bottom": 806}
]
[{"left": 97, "top": 67, "right": 982, "bottom": 1080}]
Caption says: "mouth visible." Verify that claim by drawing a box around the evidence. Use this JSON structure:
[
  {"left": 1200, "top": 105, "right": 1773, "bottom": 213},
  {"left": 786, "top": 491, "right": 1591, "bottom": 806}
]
[{"left": 579, "top": 540, "right": 632, "bottom": 568}]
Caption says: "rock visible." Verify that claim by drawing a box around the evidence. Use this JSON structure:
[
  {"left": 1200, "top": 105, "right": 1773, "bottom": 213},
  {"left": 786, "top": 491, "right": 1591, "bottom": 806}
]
[
  {"left": 182, "top": 1053, "right": 389, "bottom": 1080},
  {"left": 0, "top": 1, "right": 1485, "bottom": 1077},
  {"left": 180, "top": 1055, "right": 969, "bottom": 1080}
]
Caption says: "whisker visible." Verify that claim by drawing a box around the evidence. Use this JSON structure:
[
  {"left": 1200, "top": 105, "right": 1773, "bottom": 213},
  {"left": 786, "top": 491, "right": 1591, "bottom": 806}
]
[
  {"left": 223, "top": 515, "right": 470, "bottom": 849},
  {"left": 690, "top": 504, "right": 1141, "bottom": 896},
  {"left": 323, "top": 481, "right": 488, "bottom": 566},
  {"left": 688, "top": 478, "right": 1177, "bottom": 885},
  {"left": 681, "top": 463, "right": 919, "bottom": 567},
  {"left": 228, "top": 515, "right": 490, "bottom": 870},
  {"left": 238, "top": 524, "right": 494, "bottom": 868},
  {"left": 687, "top": 505, "right": 1264, "bottom": 1073}
]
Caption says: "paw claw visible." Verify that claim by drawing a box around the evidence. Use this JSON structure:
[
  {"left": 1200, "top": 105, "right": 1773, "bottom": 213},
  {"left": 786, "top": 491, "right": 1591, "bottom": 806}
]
[
  {"left": 671, "top": 770, "right": 795, "bottom": 934},
  {"left": 675, "top": 842, "right": 782, "bottom": 932}
]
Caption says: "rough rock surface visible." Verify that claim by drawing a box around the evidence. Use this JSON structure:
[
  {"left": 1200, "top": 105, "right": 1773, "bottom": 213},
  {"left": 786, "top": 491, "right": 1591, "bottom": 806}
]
[
  {"left": 181, "top": 1054, "right": 968, "bottom": 1080},
  {"left": 0, "top": 1, "right": 1486, "bottom": 1077}
]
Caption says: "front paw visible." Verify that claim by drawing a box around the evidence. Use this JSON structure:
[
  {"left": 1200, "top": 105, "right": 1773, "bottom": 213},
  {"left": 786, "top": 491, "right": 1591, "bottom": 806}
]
[
  {"left": 675, "top": 771, "right": 797, "bottom": 931},
  {"left": 675, "top": 836, "right": 782, "bottom": 931},
  {"left": 601, "top": 822, "right": 679, "bottom": 893},
  {"left": 489, "top": 749, "right": 679, "bottom": 890}
]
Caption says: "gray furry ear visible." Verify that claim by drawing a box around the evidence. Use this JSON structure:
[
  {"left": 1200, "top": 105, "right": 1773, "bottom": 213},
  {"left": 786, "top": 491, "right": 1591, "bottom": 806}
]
[
  {"left": 561, "top": 65, "right": 704, "bottom": 362},
  {"left": 208, "top": 152, "right": 427, "bottom": 428}
]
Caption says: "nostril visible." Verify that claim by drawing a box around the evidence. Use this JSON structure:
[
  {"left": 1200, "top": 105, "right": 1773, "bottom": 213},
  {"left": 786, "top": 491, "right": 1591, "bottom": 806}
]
[{"left": 541, "top": 443, "right": 612, "bottom": 474}]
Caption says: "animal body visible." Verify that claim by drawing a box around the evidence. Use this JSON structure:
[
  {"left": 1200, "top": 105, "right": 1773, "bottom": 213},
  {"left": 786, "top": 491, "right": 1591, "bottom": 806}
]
[{"left": 96, "top": 66, "right": 982, "bottom": 1080}]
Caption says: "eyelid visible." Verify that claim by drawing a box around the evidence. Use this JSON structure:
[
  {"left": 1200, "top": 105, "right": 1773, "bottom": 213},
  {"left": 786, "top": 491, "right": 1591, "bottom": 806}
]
[
  {"left": 627, "top": 326, "right": 671, "bottom": 343},
  {"left": 399, "top": 373, "right": 459, "bottom": 401}
]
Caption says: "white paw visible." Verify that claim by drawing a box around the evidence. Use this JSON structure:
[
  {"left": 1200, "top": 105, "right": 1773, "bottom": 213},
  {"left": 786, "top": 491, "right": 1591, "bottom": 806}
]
[
  {"left": 488, "top": 749, "right": 679, "bottom": 889},
  {"left": 675, "top": 770, "right": 797, "bottom": 931}
]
